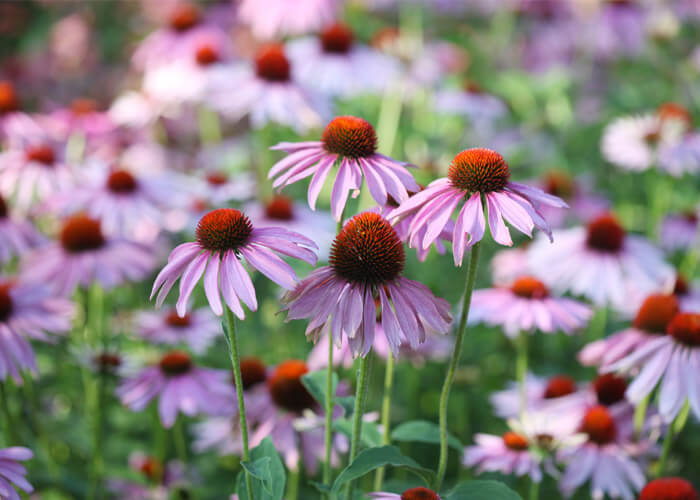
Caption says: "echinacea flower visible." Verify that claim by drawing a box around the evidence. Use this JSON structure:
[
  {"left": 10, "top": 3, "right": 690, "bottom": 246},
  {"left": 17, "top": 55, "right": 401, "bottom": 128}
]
[
  {"left": 0, "top": 195, "right": 43, "bottom": 263},
  {"left": 581, "top": 0, "right": 646, "bottom": 59},
  {"left": 608, "top": 312, "right": 700, "bottom": 423},
  {"left": 282, "top": 212, "right": 451, "bottom": 357},
  {"left": 528, "top": 213, "right": 674, "bottom": 308},
  {"left": 0, "top": 277, "right": 74, "bottom": 381},
  {"left": 22, "top": 214, "right": 154, "bottom": 296},
  {"left": 207, "top": 44, "right": 330, "bottom": 133},
  {"left": 0, "top": 81, "right": 19, "bottom": 119},
  {"left": 44, "top": 98, "right": 115, "bottom": 140},
  {"left": 151, "top": 208, "right": 317, "bottom": 319},
  {"left": 469, "top": 275, "right": 592, "bottom": 337},
  {"left": 0, "top": 447, "right": 33, "bottom": 500},
  {"left": 238, "top": 0, "right": 338, "bottom": 40},
  {"left": 390, "top": 148, "right": 567, "bottom": 266},
  {"left": 534, "top": 171, "right": 610, "bottom": 229},
  {"left": 660, "top": 211, "right": 699, "bottom": 252},
  {"left": 117, "top": 350, "right": 231, "bottom": 427},
  {"left": 490, "top": 373, "right": 578, "bottom": 419},
  {"left": 108, "top": 452, "right": 186, "bottom": 500},
  {"left": 433, "top": 82, "right": 507, "bottom": 125},
  {"left": 579, "top": 294, "right": 680, "bottom": 370},
  {"left": 286, "top": 23, "right": 400, "bottom": 98},
  {"left": 674, "top": 275, "right": 700, "bottom": 313},
  {"left": 269, "top": 116, "right": 420, "bottom": 221},
  {"left": 464, "top": 431, "right": 545, "bottom": 482},
  {"left": 490, "top": 246, "right": 531, "bottom": 286},
  {"left": 638, "top": 478, "right": 699, "bottom": 500},
  {"left": 132, "top": 307, "right": 220, "bottom": 354},
  {"left": 368, "top": 487, "right": 442, "bottom": 500}
]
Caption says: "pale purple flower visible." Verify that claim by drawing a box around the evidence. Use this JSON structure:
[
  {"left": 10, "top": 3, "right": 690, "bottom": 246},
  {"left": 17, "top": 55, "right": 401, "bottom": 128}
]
[
  {"left": 433, "top": 84, "right": 507, "bottom": 124},
  {"left": 581, "top": 1, "right": 646, "bottom": 60},
  {"left": 151, "top": 208, "right": 317, "bottom": 319},
  {"left": 490, "top": 247, "right": 530, "bottom": 286},
  {"left": 660, "top": 211, "right": 699, "bottom": 251},
  {"left": 269, "top": 116, "right": 420, "bottom": 222},
  {"left": 390, "top": 148, "right": 567, "bottom": 266},
  {"left": 658, "top": 132, "right": 700, "bottom": 176},
  {"left": 286, "top": 23, "right": 400, "bottom": 98},
  {"left": 43, "top": 98, "right": 115, "bottom": 140},
  {"left": 238, "top": 0, "right": 338, "bottom": 40},
  {"left": 207, "top": 44, "right": 330, "bottom": 133},
  {"left": 607, "top": 312, "right": 700, "bottom": 423},
  {"left": 469, "top": 275, "right": 592, "bottom": 338},
  {"left": 0, "top": 447, "right": 33, "bottom": 500},
  {"left": 132, "top": 307, "right": 220, "bottom": 354},
  {"left": 0, "top": 195, "right": 43, "bottom": 263},
  {"left": 464, "top": 432, "right": 545, "bottom": 482},
  {"left": 674, "top": 275, "right": 700, "bottom": 313},
  {"left": 109, "top": 452, "right": 186, "bottom": 500},
  {"left": 21, "top": 214, "right": 155, "bottom": 296},
  {"left": 533, "top": 171, "right": 610, "bottom": 229},
  {"left": 527, "top": 214, "right": 674, "bottom": 308},
  {"left": 116, "top": 350, "right": 231, "bottom": 427},
  {"left": 282, "top": 212, "right": 451, "bottom": 358},
  {"left": 490, "top": 373, "right": 578, "bottom": 419},
  {"left": 0, "top": 277, "right": 74, "bottom": 381},
  {"left": 368, "top": 488, "right": 442, "bottom": 500}
]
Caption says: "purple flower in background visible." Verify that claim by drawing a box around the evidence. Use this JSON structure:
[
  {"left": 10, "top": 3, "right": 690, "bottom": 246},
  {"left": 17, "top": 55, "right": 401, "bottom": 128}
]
[
  {"left": 117, "top": 350, "right": 231, "bottom": 427},
  {"left": 132, "top": 307, "right": 220, "bottom": 354},
  {"left": 660, "top": 211, "right": 699, "bottom": 252},
  {"left": 22, "top": 214, "right": 154, "bottom": 296},
  {"left": 368, "top": 488, "right": 442, "bottom": 500},
  {"left": 490, "top": 373, "right": 578, "bottom": 419},
  {"left": 43, "top": 98, "right": 115, "bottom": 140},
  {"left": 464, "top": 431, "right": 544, "bottom": 482},
  {"left": 238, "top": 0, "right": 338, "bottom": 40},
  {"left": 0, "top": 195, "right": 43, "bottom": 263},
  {"left": 0, "top": 277, "right": 74, "bottom": 381},
  {"left": 151, "top": 208, "right": 317, "bottom": 319},
  {"left": 0, "top": 447, "right": 33, "bottom": 500},
  {"left": 269, "top": 116, "right": 420, "bottom": 221},
  {"left": 390, "top": 148, "right": 567, "bottom": 266},
  {"left": 283, "top": 212, "right": 451, "bottom": 357}
]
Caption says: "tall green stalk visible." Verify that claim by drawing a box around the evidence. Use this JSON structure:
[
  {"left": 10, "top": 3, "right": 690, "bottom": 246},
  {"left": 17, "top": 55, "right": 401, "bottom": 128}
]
[
  {"left": 435, "top": 241, "right": 481, "bottom": 490},
  {"left": 0, "top": 382, "right": 16, "bottom": 445},
  {"left": 323, "top": 335, "right": 335, "bottom": 499},
  {"left": 373, "top": 352, "right": 395, "bottom": 491},
  {"left": 515, "top": 331, "right": 528, "bottom": 416},
  {"left": 344, "top": 353, "right": 372, "bottom": 500}
]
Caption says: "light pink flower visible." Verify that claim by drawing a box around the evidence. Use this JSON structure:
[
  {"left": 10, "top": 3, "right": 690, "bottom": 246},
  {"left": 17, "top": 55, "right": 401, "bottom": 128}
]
[
  {"left": 282, "top": 212, "right": 451, "bottom": 358},
  {"left": 533, "top": 171, "right": 610, "bottom": 229},
  {"left": 0, "top": 195, "right": 43, "bottom": 263},
  {"left": 43, "top": 98, "right": 115, "bottom": 140},
  {"left": 390, "top": 148, "right": 567, "bottom": 266},
  {"left": 490, "top": 246, "right": 531, "bottom": 286},
  {"left": 238, "top": 0, "right": 338, "bottom": 40},
  {"left": 133, "top": 307, "right": 220, "bottom": 354},
  {"left": 660, "top": 211, "right": 699, "bottom": 252},
  {"left": 108, "top": 452, "right": 186, "bottom": 500},
  {"left": 490, "top": 373, "right": 578, "bottom": 419},
  {"left": 433, "top": 83, "right": 507, "bottom": 124},
  {"left": 116, "top": 350, "right": 231, "bottom": 427},
  {"left": 269, "top": 116, "right": 420, "bottom": 222},
  {"left": 151, "top": 208, "right": 317, "bottom": 318},
  {"left": 464, "top": 431, "right": 544, "bottom": 482},
  {"left": 0, "top": 447, "right": 33, "bottom": 499}
]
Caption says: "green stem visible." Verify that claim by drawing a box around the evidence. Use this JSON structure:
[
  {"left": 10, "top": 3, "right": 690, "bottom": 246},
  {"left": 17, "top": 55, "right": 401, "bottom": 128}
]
[
  {"left": 86, "top": 285, "right": 105, "bottom": 500},
  {"left": 0, "top": 382, "right": 16, "bottom": 445},
  {"left": 344, "top": 352, "right": 372, "bottom": 500},
  {"left": 435, "top": 241, "right": 481, "bottom": 491},
  {"left": 657, "top": 403, "right": 689, "bottom": 477},
  {"left": 515, "top": 331, "right": 528, "bottom": 416},
  {"left": 174, "top": 417, "right": 188, "bottom": 463},
  {"left": 529, "top": 479, "right": 540, "bottom": 500},
  {"left": 633, "top": 394, "right": 650, "bottom": 440},
  {"left": 373, "top": 352, "right": 395, "bottom": 491},
  {"left": 223, "top": 306, "right": 254, "bottom": 500},
  {"left": 323, "top": 335, "right": 335, "bottom": 498},
  {"left": 287, "top": 462, "right": 300, "bottom": 500},
  {"left": 198, "top": 106, "right": 222, "bottom": 145}
]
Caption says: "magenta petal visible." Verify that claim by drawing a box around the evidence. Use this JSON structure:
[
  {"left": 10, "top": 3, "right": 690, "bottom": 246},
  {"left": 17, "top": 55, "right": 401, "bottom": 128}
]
[
  {"left": 269, "top": 148, "right": 321, "bottom": 179},
  {"left": 150, "top": 242, "right": 202, "bottom": 300},
  {"left": 203, "top": 253, "right": 223, "bottom": 316},
  {"left": 226, "top": 251, "right": 258, "bottom": 311},
  {"left": 219, "top": 255, "right": 245, "bottom": 319},
  {"left": 421, "top": 191, "right": 463, "bottom": 251},
  {"left": 330, "top": 159, "right": 354, "bottom": 222},
  {"left": 240, "top": 246, "right": 298, "bottom": 290},
  {"left": 307, "top": 155, "right": 336, "bottom": 210},
  {"left": 359, "top": 158, "right": 388, "bottom": 207},
  {"left": 389, "top": 179, "right": 451, "bottom": 222},
  {"left": 379, "top": 286, "right": 402, "bottom": 357},
  {"left": 485, "top": 193, "right": 513, "bottom": 246},
  {"left": 176, "top": 251, "right": 210, "bottom": 317},
  {"left": 490, "top": 191, "right": 534, "bottom": 237}
]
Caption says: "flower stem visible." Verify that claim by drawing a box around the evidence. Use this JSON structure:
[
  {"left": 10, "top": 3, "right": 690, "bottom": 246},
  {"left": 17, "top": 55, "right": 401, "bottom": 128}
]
[
  {"left": 515, "top": 331, "right": 528, "bottom": 416},
  {"left": 174, "top": 416, "right": 188, "bottom": 463},
  {"left": 323, "top": 335, "right": 335, "bottom": 499},
  {"left": 223, "top": 306, "right": 254, "bottom": 500},
  {"left": 658, "top": 402, "right": 690, "bottom": 477},
  {"left": 633, "top": 393, "right": 650, "bottom": 439},
  {"left": 344, "top": 352, "right": 373, "bottom": 500},
  {"left": 373, "top": 352, "right": 395, "bottom": 491},
  {"left": 86, "top": 284, "right": 105, "bottom": 500},
  {"left": 529, "top": 479, "right": 540, "bottom": 500},
  {"left": 0, "top": 382, "right": 16, "bottom": 445},
  {"left": 435, "top": 241, "right": 481, "bottom": 491}
]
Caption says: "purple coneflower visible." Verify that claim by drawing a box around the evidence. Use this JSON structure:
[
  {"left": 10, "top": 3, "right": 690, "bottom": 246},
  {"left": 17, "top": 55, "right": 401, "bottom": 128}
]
[
  {"left": 464, "top": 431, "right": 545, "bottom": 482},
  {"left": 490, "top": 373, "right": 578, "bottom": 419},
  {"left": 0, "top": 277, "right": 74, "bottom": 381},
  {"left": 0, "top": 195, "right": 43, "bottom": 263},
  {"left": 108, "top": 452, "right": 186, "bottom": 500},
  {"left": 0, "top": 447, "right": 33, "bottom": 499},
  {"left": 22, "top": 214, "right": 154, "bottom": 296},
  {"left": 269, "top": 116, "right": 420, "bottom": 221},
  {"left": 390, "top": 148, "right": 567, "bottom": 266},
  {"left": 117, "top": 350, "right": 231, "bottom": 427},
  {"left": 44, "top": 98, "right": 115, "bottom": 140},
  {"left": 238, "top": 0, "right": 338, "bottom": 40},
  {"left": 282, "top": 212, "right": 451, "bottom": 357},
  {"left": 368, "top": 488, "right": 442, "bottom": 500},
  {"left": 534, "top": 171, "right": 610, "bottom": 229},
  {"left": 433, "top": 82, "right": 507, "bottom": 125},
  {"left": 660, "top": 211, "right": 699, "bottom": 252},
  {"left": 151, "top": 207, "right": 317, "bottom": 318},
  {"left": 133, "top": 307, "right": 220, "bottom": 354}
]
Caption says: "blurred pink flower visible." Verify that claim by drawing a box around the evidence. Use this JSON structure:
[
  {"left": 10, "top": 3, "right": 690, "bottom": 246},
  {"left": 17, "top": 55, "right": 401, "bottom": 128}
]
[
  {"left": 133, "top": 307, "right": 220, "bottom": 354},
  {"left": 0, "top": 195, "right": 43, "bottom": 263},
  {"left": 0, "top": 447, "right": 33, "bottom": 499},
  {"left": 238, "top": 0, "right": 338, "bottom": 40}
]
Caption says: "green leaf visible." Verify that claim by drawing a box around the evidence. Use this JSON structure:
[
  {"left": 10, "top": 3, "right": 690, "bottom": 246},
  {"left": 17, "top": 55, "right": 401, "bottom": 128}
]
[
  {"left": 444, "top": 480, "right": 523, "bottom": 500},
  {"left": 336, "top": 396, "right": 355, "bottom": 416},
  {"left": 391, "top": 420, "right": 463, "bottom": 452},
  {"left": 236, "top": 437, "right": 286, "bottom": 500},
  {"left": 331, "top": 446, "right": 434, "bottom": 493},
  {"left": 302, "top": 370, "right": 336, "bottom": 407},
  {"left": 333, "top": 418, "right": 382, "bottom": 448},
  {"left": 240, "top": 457, "right": 272, "bottom": 494}
]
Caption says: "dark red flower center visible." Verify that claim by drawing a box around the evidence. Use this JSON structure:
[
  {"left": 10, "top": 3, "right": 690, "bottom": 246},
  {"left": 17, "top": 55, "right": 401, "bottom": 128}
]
[
  {"left": 159, "top": 351, "right": 192, "bottom": 376},
  {"left": 657, "top": 102, "right": 692, "bottom": 129},
  {"left": 107, "top": 169, "right": 138, "bottom": 194},
  {"left": 0, "top": 283, "right": 13, "bottom": 322},
  {"left": 674, "top": 275, "right": 689, "bottom": 296},
  {"left": 667, "top": 313, "right": 700, "bottom": 347},
  {"left": 0, "top": 196, "right": 7, "bottom": 219},
  {"left": 71, "top": 98, "right": 97, "bottom": 115},
  {"left": 593, "top": 373, "right": 628, "bottom": 406},
  {"left": 165, "top": 310, "right": 191, "bottom": 328},
  {"left": 169, "top": 4, "right": 199, "bottom": 32},
  {"left": 267, "top": 359, "right": 315, "bottom": 413},
  {"left": 463, "top": 81, "right": 483, "bottom": 94},
  {"left": 330, "top": 212, "right": 405, "bottom": 286},
  {"left": 320, "top": 23, "right": 354, "bottom": 54},
  {"left": 25, "top": 145, "right": 55, "bottom": 166},
  {"left": 644, "top": 130, "right": 661, "bottom": 146},
  {"left": 94, "top": 352, "right": 122, "bottom": 370},
  {"left": 683, "top": 211, "right": 698, "bottom": 224},
  {"left": 581, "top": 405, "right": 617, "bottom": 445},
  {"left": 448, "top": 148, "right": 510, "bottom": 194},
  {"left": 502, "top": 431, "right": 529, "bottom": 451},
  {"left": 206, "top": 172, "right": 228, "bottom": 186},
  {"left": 543, "top": 171, "right": 574, "bottom": 199},
  {"left": 237, "top": 357, "right": 267, "bottom": 390},
  {"left": 265, "top": 195, "right": 294, "bottom": 220},
  {"left": 0, "top": 81, "right": 18, "bottom": 113},
  {"left": 543, "top": 375, "right": 576, "bottom": 399},
  {"left": 585, "top": 214, "right": 625, "bottom": 253},
  {"left": 196, "top": 44, "right": 220, "bottom": 66},
  {"left": 401, "top": 487, "right": 441, "bottom": 500},
  {"left": 195, "top": 208, "right": 253, "bottom": 252},
  {"left": 60, "top": 215, "right": 106, "bottom": 253},
  {"left": 322, "top": 116, "right": 378, "bottom": 158},
  {"left": 255, "top": 44, "right": 291, "bottom": 82},
  {"left": 510, "top": 276, "right": 549, "bottom": 299},
  {"left": 633, "top": 294, "right": 679, "bottom": 334},
  {"left": 639, "top": 478, "right": 699, "bottom": 500},
  {"left": 138, "top": 457, "right": 163, "bottom": 482}
]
